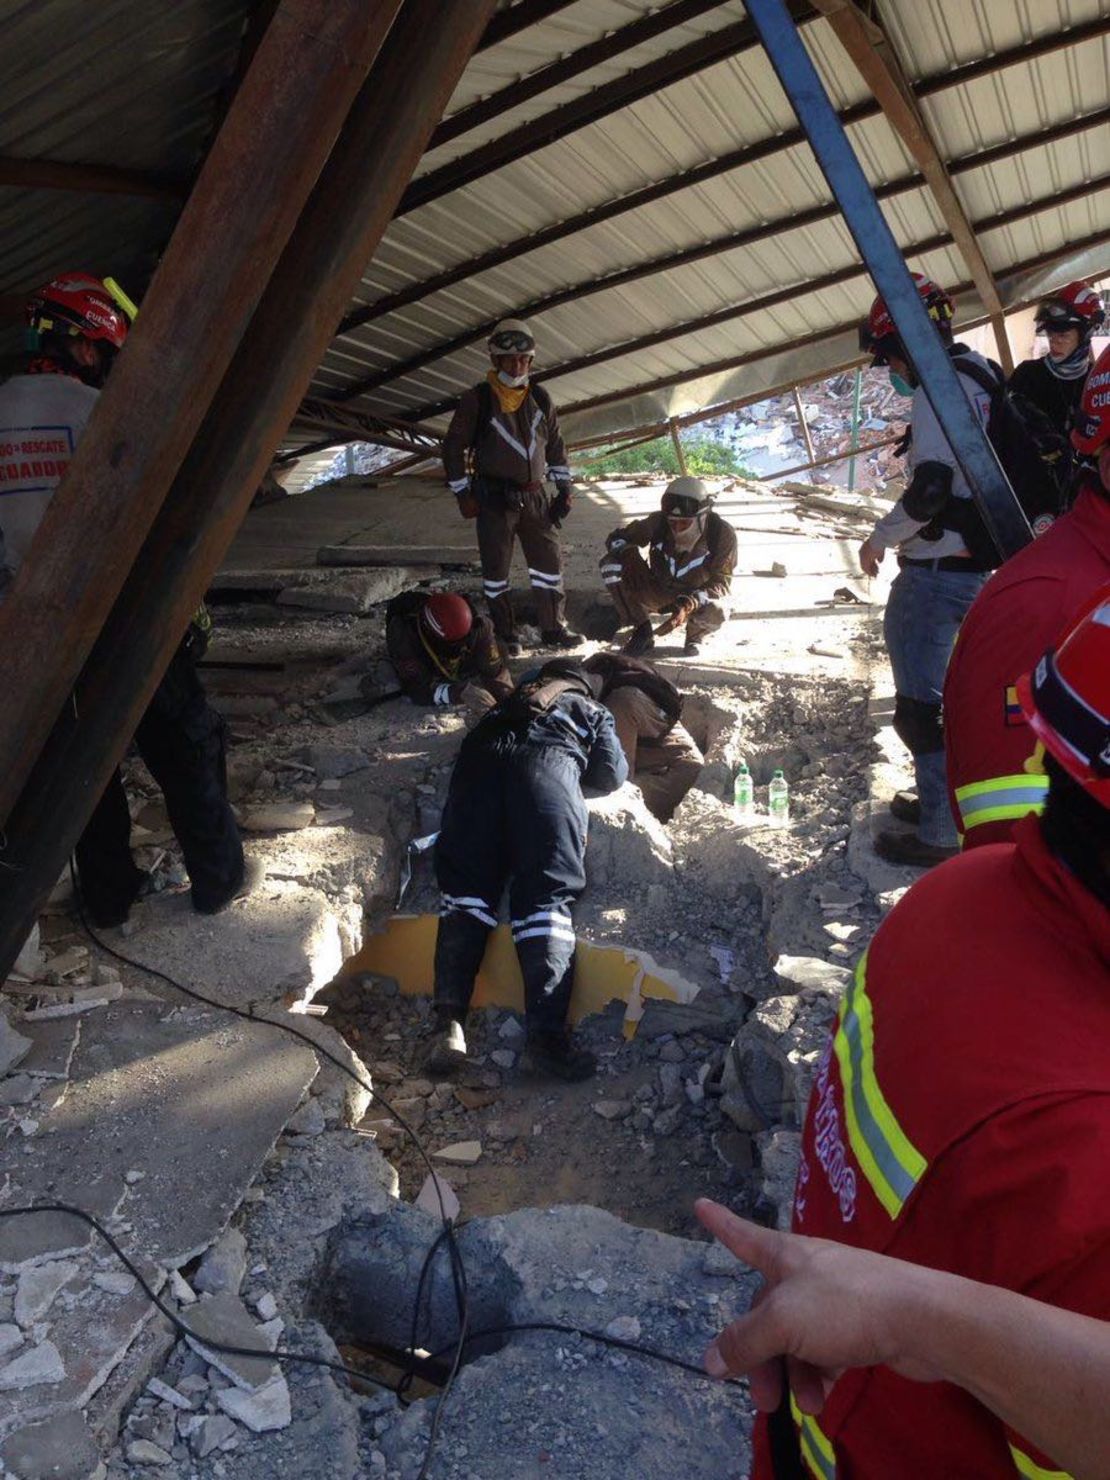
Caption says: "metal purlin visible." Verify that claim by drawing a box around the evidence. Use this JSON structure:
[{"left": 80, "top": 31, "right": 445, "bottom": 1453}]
[{"left": 744, "top": 0, "right": 1032, "bottom": 564}]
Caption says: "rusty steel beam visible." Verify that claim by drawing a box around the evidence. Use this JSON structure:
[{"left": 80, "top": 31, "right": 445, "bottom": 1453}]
[
  {"left": 334, "top": 18, "right": 1110, "bottom": 339},
  {"left": 0, "top": 0, "right": 407, "bottom": 826},
  {"left": 398, "top": 3, "right": 815, "bottom": 217},
  {"left": 556, "top": 226, "right": 1110, "bottom": 422},
  {"left": 432, "top": 0, "right": 728, "bottom": 150},
  {"left": 406, "top": 171, "right": 1109, "bottom": 421},
  {"left": 813, "top": 0, "right": 1012, "bottom": 370},
  {"left": 0, "top": 155, "right": 185, "bottom": 200},
  {"left": 0, "top": 0, "right": 496, "bottom": 980}
]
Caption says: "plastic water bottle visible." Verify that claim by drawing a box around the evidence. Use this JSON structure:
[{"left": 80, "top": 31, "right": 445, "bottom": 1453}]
[
  {"left": 768, "top": 768, "right": 790, "bottom": 829},
  {"left": 733, "top": 762, "right": 754, "bottom": 818}
]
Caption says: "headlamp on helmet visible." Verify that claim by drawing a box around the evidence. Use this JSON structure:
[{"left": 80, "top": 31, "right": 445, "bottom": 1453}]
[
  {"left": 860, "top": 272, "right": 954, "bottom": 367},
  {"left": 26, "top": 271, "right": 132, "bottom": 350}
]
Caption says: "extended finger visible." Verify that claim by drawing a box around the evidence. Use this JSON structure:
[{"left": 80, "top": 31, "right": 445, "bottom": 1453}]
[{"left": 695, "top": 1199, "right": 780, "bottom": 1277}]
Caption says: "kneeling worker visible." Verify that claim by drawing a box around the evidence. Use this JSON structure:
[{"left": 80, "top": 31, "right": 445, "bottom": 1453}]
[
  {"left": 600, "top": 476, "right": 737, "bottom": 656},
  {"left": 427, "top": 660, "right": 627, "bottom": 1081},
  {"left": 386, "top": 590, "right": 513, "bottom": 719},
  {"left": 583, "top": 651, "right": 702, "bottom": 821}
]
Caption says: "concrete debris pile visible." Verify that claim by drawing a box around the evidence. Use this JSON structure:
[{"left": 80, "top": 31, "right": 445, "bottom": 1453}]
[{"left": 701, "top": 366, "right": 904, "bottom": 491}]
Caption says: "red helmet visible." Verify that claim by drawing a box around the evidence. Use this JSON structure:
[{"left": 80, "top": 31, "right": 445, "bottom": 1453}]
[
  {"left": 1017, "top": 583, "right": 1110, "bottom": 807},
  {"left": 26, "top": 272, "right": 130, "bottom": 349},
  {"left": 1071, "top": 345, "right": 1110, "bottom": 456},
  {"left": 420, "top": 592, "right": 473, "bottom": 647},
  {"left": 1034, "top": 280, "right": 1105, "bottom": 340},
  {"left": 859, "top": 272, "right": 954, "bottom": 364}
]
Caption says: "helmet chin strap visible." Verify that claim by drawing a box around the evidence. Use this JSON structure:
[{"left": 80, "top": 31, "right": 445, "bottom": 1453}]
[{"left": 496, "top": 369, "right": 529, "bottom": 388}]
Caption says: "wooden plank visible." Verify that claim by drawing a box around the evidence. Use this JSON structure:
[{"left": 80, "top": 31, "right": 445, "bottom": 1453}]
[
  {"left": 0, "top": 156, "right": 184, "bottom": 199},
  {"left": 0, "top": 0, "right": 406, "bottom": 824},
  {"left": 0, "top": 0, "right": 497, "bottom": 980}
]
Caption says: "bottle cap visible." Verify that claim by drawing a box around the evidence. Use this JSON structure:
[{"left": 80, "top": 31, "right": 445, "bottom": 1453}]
[{"left": 772, "top": 767, "right": 784, "bottom": 777}]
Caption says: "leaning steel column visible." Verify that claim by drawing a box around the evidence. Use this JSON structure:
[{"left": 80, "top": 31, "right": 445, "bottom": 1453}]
[
  {"left": 0, "top": 0, "right": 406, "bottom": 824},
  {"left": 744, "top": 0, "right": 1032, "bottom": 560},
  {"left": 0, "top": 0, "right": 496, "bottom": 979}
]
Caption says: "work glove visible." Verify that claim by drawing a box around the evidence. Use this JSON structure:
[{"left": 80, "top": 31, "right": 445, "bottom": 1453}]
[
  {"left": 653, "top": 595, "right": 698, "bottom": 637},
  {"left": 549, "top": 482, "right": 573, "bottom": 529}
]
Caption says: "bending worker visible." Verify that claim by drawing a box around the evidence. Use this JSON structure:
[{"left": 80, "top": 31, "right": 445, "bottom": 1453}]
[
  {"left": 600, "top": 476, "right": 736, "bottom": 657},
  {"left": 944, "top": 344, "right": 1110, "bottom": 847},
  {"left": 583, "top": 651, "right": 702, "bottom": 821},
  {"left": 426, "top": 660, "right": 627, "bottom": 1082},
  {"left": 749, "top": 590, "right": 1110, "bottom": 1480},
  {"left": 441, "top": 318, "right": 579, "bottom": 656},
  {"left": 385, "top": 589, "right": 513, "bottom": 719},
  {"left": 0, "top": 273, "right": 248, "bottom": 927}
]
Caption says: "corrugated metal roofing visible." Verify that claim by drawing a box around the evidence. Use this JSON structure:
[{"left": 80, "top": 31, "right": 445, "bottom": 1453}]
[{"left": 1, "top": 0, "right": 1108, "bottom": 455}]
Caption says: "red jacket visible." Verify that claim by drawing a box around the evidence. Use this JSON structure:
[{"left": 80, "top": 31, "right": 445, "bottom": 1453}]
[
  {"left": 944, "top": 480, "right": 1110, "bottom": 847},
  {"left": 752, "top": 817, "right": 1110, "bottom": 1479}
]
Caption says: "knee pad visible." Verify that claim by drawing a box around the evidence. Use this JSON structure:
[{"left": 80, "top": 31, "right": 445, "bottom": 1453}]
[{"left": 892, "top": 694, "right": 943, "bottom": 755}]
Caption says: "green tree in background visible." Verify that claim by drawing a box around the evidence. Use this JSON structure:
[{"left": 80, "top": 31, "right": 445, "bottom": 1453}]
[{"left": 576, "top": 435, "right": 755, "bottom": 479}]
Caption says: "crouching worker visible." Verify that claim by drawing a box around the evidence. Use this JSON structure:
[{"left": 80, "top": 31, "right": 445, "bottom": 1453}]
[
  {"left": 601, "top": 475, "right": 736, "bottom": 657},
  {"left": 426, "top": 660, "right": 628, "bottom": 1081},
  {"left": 583, "top": 652, "right": 702, "bottom": 821},
  {"left": 386, "top": 590, "right": 513, "bottom": 722}
]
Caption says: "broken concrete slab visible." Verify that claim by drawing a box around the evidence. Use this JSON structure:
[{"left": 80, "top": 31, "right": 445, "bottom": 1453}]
[
  {"left": 112, "top": 874, "right": 361, "bottom": 1011},
  {"left": 183, "top": 1291, "right": 278, "bottom": 1391},
  {"left": 215, "top": 1371, "right": 291, "bottom": 1432},
  {"left": 15, "top": 1261, "right": 78, "bottom": 1327},
  {"left": 315, "top": 544, "right": 478, "bottom": 569},
  {"left": 432, "top": 1140, "right": 482, "bottom": 1166},
  {"left": 1, "top": 1409, "right": 102, "bottom": 1479},
  {"left": 276, "top": 568, "right": 431, "bottom": 613},
  {"left": 0, "top": 1341, "right": 65, "bottom": 1392},
  {"left": 0, "top": 1008, "right": 33, "bottom": 1077},
  {"left": 193, "top": 1228, "right": 248, "bottom": 1298},
  {"left": 302, "top": 744, "right": 372, "bottom": 779},
  {"left": 16, "top": 1016, "right": 80, "bottom": 1081},
  {"left": 240, "top": 801, "right": 316, "bottom": 832}
]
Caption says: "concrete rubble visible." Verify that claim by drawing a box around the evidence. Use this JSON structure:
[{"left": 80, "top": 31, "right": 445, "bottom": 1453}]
[{"left": 0, "top": 469, "right": 912, "bottom": 1477}]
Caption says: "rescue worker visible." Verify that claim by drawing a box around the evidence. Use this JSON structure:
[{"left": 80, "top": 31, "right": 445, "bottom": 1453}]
[
  {"left": 385, "top": 589, "right": 513, "bottom": 720},
  {"left": 857, "top": 273, "right": 992, "bottom": 868},
  {"left": 600, "top": 476, "right": 737, "bottom": 657},
  {"left": 749, "top": 590, "right": 1110, "bottom": 1480},
  {"left": 0, "top": 273, "right": 248, "bottom": 926},
  {"left": 1008, "top": 280, "right": 1104, "bottom": 436},
  {"left": 426, "top": 659, "right": 627, "bottom": 1081},
  {"left": 944, "top": 344, "right": 1110, "bottom": 847},
  {"left": 441, "top": 319, "right": 580, "bottom": 656},
  {"left": 582, "top": 651, "right": 702, "bottom": 821}
]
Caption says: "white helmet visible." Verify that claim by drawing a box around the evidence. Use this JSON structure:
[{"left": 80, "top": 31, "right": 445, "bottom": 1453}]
[{"left": 487, "top": 318, "right": 535, "bottom": 359}]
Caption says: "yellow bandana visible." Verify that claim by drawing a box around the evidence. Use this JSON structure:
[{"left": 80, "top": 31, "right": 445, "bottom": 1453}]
[{"left": 487, "top": 368, "right": 529, "bottom": 414}]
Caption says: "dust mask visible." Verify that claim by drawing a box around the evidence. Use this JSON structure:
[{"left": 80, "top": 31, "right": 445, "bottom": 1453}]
[
  {"left": 889, "top": 371, "right": 915, "bottom": 398},
  {"left": 497, "top": 369, "right": 529, "bottom": 389}
]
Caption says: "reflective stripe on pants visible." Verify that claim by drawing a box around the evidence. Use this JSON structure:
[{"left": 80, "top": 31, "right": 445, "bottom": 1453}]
[
  {"left": 833, "top": 951, "right": 928, "bottom": 1219},
  {"left": 955, "top": 772, "right": 1048, "bottom": 833},
  {"left": 791, "top": 1396, "right": 835, "bottom": 1480}
]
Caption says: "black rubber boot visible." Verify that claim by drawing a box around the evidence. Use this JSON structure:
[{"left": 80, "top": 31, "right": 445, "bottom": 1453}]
[
  {"left": 874, "top": 830, "right": 957, "bottom": 869},
  {"left": 540, "top": 625, "right": 582, "bottom": 650},
  {"left": 888, "top": 791, "right": 921, "bottom": 826},
  {"left": 525, "top": 1027, "right": 597, "bottom": 1082},
  {"left": 424, "top": 1006, "right": 469, "bottom": 1076},
  {"left": 621, "top": 621, "right": 654, "bottom": 658}
]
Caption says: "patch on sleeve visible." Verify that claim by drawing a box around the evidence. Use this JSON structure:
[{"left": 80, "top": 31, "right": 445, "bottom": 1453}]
[{"left": 1004, "top": 684, "right": 1026, "bottom": 728}]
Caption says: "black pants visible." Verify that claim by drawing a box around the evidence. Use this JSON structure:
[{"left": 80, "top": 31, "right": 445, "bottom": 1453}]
[
  {"left": 433, "top": 740, "right": 586, "bottom": 1032},
  {"left": 76, "top": 645, "right": 244, "bottom": 923}
]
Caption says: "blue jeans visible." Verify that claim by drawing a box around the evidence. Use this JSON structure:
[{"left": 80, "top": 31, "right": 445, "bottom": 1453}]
[{"left": 883, "top": 563, "right": 986, "bottom": 846}]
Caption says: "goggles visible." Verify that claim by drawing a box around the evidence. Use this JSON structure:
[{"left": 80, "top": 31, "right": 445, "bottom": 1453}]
[{"left": 489, "top": 330, "right": 534, "bottom": 355}]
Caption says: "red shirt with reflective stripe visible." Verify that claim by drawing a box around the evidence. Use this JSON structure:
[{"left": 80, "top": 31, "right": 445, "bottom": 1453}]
[
  {"left": 943, "top": 482, "right": 1110, "bottom": 847},
  {"left": 752, "top": 817, "right": 1110, "bottom": 1479}
]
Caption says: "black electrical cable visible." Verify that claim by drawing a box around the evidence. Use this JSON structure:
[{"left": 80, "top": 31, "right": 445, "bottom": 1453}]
[
  {"left": 67, "top": 864, "right": 468, "bottom": 1480},
  {"left": 53, "top": 871, "right": 751, "bottom": 1475},
  {"left": 0, "top": 1202, "right": 389, "bottom": 1392}
]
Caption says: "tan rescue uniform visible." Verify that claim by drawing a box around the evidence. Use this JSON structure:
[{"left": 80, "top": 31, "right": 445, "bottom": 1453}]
[{"left": 604, "top": 686, "right": 703, "bottom": 821}]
